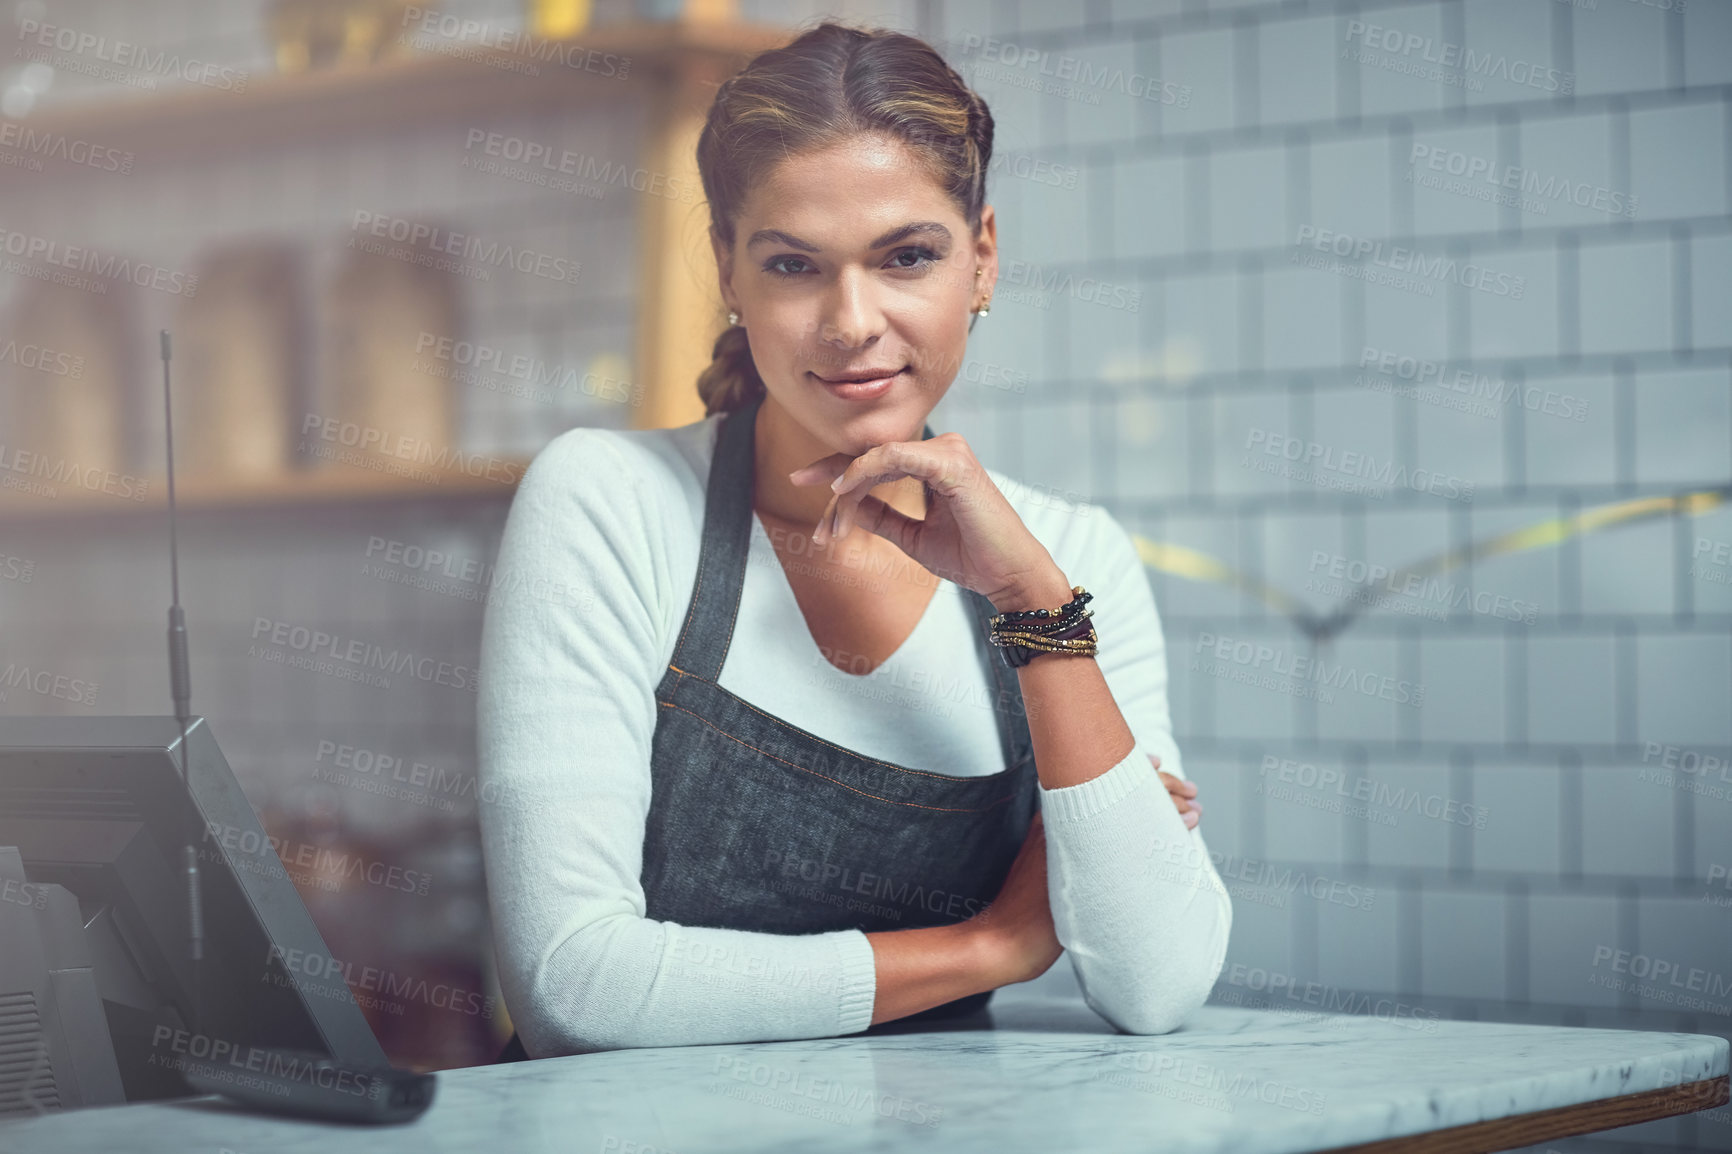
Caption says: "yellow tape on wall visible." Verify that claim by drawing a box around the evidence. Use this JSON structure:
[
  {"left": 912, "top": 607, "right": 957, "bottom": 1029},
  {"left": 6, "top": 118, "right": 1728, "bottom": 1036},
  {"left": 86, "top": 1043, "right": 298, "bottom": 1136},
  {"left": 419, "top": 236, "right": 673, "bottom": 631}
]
[{"left": 1131, "top": 487, "right": 1729, "bottom": 640}]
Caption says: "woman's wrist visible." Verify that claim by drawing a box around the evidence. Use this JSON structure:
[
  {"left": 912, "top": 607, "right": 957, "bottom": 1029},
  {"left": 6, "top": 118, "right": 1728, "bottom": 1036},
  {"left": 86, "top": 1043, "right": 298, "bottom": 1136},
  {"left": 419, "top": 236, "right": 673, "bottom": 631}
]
[
  {"left": 865, "top": 919, "right": 1005, "bottom": 1025},
  {"left": 986, "top": 560, "right": 1074, "bottom": 615},
  {"left": 955, "top": 904, "right": 1039, "bottom": 989}
]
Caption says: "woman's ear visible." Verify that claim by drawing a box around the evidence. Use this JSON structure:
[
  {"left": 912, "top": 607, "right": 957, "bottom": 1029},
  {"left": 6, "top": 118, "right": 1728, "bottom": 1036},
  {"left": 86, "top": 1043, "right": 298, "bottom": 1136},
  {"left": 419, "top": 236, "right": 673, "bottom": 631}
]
[
  {"left": 974, "top": 204, "right": 999, "bottom": 288},
  {"left": 710, "top": 228, "right": 737, "bottom": 315}
]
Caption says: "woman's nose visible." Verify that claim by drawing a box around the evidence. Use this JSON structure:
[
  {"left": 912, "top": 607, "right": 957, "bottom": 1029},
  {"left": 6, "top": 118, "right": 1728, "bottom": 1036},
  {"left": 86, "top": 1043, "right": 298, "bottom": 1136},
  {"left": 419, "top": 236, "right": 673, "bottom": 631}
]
[{"left": 819, "top": 274, "right": 885, "bottom": 348}]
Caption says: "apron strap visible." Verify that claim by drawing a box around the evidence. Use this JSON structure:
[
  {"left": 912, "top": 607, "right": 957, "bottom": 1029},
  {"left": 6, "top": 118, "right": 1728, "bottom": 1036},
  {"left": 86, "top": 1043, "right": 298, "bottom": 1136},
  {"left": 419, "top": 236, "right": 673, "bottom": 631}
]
[
  {"left": 669, "top": 390, "right": 1033, "bottom": 768},
  {"left": 668, "top": 391, "right": 764, "bottom": 682}
]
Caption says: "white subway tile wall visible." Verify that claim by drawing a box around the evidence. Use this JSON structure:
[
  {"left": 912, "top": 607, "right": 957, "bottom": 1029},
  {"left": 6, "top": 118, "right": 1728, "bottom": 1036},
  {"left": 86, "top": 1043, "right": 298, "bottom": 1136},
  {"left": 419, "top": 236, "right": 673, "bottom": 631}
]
[{"left": 0, "top": 0, "right": 1728, "bottom": 1129}]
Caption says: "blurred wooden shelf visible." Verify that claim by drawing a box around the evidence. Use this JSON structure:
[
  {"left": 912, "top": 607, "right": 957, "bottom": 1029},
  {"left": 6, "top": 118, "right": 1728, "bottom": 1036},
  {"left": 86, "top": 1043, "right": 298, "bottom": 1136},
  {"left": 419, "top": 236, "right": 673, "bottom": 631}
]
[
  {"left": 0, "top": 460, "right": 528, "bottom": 522},
  {"left": 2, "top": 18, "right": 789, "bottom": 166},
  {"left": 3, "top": 14, "right": 764, "bottom": 433}
]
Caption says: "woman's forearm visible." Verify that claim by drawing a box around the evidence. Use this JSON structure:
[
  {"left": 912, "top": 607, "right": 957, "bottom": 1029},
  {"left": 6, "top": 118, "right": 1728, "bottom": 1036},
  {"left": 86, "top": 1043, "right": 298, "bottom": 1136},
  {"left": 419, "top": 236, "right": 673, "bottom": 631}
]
[
  {"left": 990, "top": 564, "right": 1137, "bottom": 791},
  {"left": 855, "top": 551, "right": 1180, "bottom": 1034},
  {"left": 863, "top": 922, "right": 1002, "bottom": 1025},
  {"left": 987, "top": 559, "right": 1232, "bottom": 1034}
]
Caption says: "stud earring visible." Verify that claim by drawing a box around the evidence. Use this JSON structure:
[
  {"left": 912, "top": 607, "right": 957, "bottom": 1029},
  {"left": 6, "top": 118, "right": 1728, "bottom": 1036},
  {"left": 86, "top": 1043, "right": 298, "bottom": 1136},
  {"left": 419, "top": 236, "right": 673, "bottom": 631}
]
[{"left": 727, "top": 311, "right": 739, "bottom": 326}]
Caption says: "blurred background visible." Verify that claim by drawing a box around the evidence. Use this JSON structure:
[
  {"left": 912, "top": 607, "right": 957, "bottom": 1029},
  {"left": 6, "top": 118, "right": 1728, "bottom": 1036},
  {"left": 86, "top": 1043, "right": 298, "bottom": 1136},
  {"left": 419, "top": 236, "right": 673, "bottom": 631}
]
[{"left": 0, "top": 0, "right": 1727, "bottom": 1147}]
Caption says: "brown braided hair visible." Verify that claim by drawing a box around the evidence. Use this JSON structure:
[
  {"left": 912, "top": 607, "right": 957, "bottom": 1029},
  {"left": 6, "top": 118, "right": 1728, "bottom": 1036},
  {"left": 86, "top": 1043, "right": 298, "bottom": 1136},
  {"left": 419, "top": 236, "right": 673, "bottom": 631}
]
[{"left": 693, "top": 19, "right": 995, "bottom": 416}]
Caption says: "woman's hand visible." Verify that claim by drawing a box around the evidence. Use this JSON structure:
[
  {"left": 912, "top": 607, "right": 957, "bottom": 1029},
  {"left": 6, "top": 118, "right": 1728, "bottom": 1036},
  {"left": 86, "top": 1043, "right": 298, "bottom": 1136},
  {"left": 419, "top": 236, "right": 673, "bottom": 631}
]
[
  {"left": 788, "top": 433, "right": 1063, "bottom": 611},
  {"left": 1152, "top": 753, "right": 1202, "bottom": 830},
  {"left": 965, "top": 813, "right": 1063, "bottom": 987}
]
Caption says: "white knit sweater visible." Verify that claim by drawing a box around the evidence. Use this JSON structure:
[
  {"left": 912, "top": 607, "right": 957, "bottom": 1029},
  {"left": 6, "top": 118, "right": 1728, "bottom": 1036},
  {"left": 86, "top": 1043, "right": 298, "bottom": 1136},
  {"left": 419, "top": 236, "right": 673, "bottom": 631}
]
[{"left": 476, "top": 412, "right": 1232, "bottom": 1056}]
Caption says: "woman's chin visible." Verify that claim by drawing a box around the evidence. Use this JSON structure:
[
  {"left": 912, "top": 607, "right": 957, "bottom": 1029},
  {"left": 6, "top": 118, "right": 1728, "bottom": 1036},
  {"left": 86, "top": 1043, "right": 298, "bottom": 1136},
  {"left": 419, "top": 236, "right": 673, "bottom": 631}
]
[
  {"left": 790, "top": 387, "right": 934, "bottom": 448},
  {"left": 824, "top": 407, "right": 931, "bottom": 452}
]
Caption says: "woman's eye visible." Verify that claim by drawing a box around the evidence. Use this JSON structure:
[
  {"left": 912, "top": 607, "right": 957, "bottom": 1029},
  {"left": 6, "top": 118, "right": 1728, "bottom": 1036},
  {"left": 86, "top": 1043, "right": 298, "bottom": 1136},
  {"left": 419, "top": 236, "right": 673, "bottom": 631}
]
[
  {"left": 763, "top": 248, "right": 944, "bottom": 278},
  {"left": 887, "top": 246, "right": 941, "bottom": 271}
]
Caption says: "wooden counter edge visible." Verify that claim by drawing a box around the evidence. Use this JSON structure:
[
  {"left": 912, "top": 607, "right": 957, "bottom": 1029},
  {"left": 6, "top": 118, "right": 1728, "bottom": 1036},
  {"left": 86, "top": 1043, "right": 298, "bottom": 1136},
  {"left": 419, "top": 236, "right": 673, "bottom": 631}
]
[{"left": 1313, "top": 1073, "right": 1729, "bottom": 1154}]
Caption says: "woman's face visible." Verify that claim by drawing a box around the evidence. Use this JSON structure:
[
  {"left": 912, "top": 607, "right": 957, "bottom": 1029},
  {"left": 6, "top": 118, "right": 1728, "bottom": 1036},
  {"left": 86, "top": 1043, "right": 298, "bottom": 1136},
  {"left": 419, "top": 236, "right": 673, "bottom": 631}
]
[{"left": 713, "top": 132, "right": 997, "bottom": 456}]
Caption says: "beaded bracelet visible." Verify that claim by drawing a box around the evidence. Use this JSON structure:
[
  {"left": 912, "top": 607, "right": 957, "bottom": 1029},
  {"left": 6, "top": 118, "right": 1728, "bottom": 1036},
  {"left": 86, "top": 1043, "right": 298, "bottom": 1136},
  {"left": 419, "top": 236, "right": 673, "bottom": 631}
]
[
  {"left": 992, "top": 586, "right": 1092, "bottom": 626},
  {"left": 986, "top": 585, "right": 1099, "bottom": 668}
]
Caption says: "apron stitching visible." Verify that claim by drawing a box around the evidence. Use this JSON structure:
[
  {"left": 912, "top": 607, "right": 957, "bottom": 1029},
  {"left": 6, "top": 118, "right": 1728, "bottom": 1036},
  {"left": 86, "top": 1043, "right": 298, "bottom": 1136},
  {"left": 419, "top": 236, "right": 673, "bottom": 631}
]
[
  {"left": 673, "top": 564, "right": 706, "bottom": 661},
  {"left": 672, "top": 412, "right": 736, "bottom": 667},
  {"left": 716, "top": 506, "right": 752, "bottom": 680},
  {"left": 713, "top": 555, "right": 748, "bottom": 682},
  {"left": 662, "top": 667, "right": 1026, "bottom": 783},
  {"left": 656, "top": 700, "right": 1017, "bottom": 813}
]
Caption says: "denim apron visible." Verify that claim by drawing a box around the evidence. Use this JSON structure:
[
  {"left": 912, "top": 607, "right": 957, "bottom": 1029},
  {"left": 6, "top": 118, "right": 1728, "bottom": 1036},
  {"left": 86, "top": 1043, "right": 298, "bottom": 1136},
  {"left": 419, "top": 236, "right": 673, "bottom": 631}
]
[{"left": 497, "top": 392, "right": 1040, "bottom": 1061}]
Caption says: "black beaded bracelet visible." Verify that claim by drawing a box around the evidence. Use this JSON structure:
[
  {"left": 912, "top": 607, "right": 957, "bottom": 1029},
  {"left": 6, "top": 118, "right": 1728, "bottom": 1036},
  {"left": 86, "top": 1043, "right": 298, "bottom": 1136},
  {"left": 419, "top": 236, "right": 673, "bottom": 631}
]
[
  {"left": 986, "top": 586, "right": 1099, "bottom": 668},
  {"left": 991, "top": 586, "right": 1092, "bottom": 626},
  {"left": 990, "top": 621, "right": 1098, "bottom": 667}
]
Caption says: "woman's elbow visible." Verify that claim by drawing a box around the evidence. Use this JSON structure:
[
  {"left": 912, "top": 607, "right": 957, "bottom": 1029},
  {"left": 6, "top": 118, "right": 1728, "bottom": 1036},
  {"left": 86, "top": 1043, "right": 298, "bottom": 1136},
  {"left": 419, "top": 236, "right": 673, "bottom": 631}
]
[
  {"left": 510, "top": 978, "right": 660, "bottom": 1057},
  {"left": 1095, "top": 955, "right": 1220, "bottom": 1035},
  {"left": 1103, "top": 973, "right": 1213, "bottom": 1035},
  {"left": 515, "top": 1011, "right": 642, "bottom": 1058},
  {"left": 1096, "top": 895, "right": 1233, "bottom": 1035},
  {"left": 503, "top": 922, "right": 663, "bottom": 1056}
]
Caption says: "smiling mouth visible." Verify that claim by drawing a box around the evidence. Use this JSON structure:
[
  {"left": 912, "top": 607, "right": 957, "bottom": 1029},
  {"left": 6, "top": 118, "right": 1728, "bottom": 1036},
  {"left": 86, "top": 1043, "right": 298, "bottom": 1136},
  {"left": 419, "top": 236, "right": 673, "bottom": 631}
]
[{"left": 811, "top": 367, "right": 907, "bottom": 384}]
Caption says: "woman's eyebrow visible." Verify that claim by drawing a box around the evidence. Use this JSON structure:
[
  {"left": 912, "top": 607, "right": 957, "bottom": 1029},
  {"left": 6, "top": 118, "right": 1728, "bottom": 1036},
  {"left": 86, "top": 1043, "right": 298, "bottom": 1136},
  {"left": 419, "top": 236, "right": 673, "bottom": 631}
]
[{"left": 745, "top": 221, "right": 953, "bottom": 252}]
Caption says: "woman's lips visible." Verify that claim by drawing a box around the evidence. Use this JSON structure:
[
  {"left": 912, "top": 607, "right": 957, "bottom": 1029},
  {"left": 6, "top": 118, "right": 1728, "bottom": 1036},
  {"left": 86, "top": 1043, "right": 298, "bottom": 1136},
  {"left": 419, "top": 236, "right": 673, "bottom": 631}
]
[{"left": 810, "top": 367, "right": 906, "bottom": 400}]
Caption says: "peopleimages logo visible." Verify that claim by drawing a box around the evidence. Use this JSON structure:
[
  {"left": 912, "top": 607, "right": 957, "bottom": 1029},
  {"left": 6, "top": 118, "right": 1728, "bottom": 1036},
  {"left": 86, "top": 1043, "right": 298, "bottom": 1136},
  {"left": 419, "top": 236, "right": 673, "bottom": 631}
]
[
  {"left": 0, "top": 337, "right": 85, "bottom": 378},
  {"left": 1244, "top": 428, "right": 1477, "bottom": 502},
  {"left": 951, "top": 33, "right": 1192, "bottom": 107},
  {"left": 1293, "top": 226, "right": 1525, "bottom": 299},
  {"left": 15, "top": 18, "right": 250, "bottom": 92},
  {"left": 348, "top": 211, "right": 581, "bottom": 286},
  {"left": 0, "top": 876, "right": 48, "bottom": 911},
  {"left": 1589, "top": 946, "right": 1732, "bottom": 1013},
  {"left": 314, "top": 739, "right": 512, "bottom": 809},
  {"left": 149, "top": 1028, "right": 385, "bottom": 1103},
  {"left": 1260, "top": 756, "right": 1487, "bottom": 830},
  {"left": 1193, "top": 633, "right": 1426, "bottom": 708},
  {"left": 1142, "top": 833, "right": 1376, "bottom": 911},
  {"left": 0, "top": 121, "right": 134, "bottom": 175},
  {"left": 0, "top": 443, "right": 148, "bottom": 502},
  {"left": 1357, "top": 346, "right": 1589, "bottom": 422},
  {"left": 0, "top": 226, "right": 199, "bottom": 296},
  {"left": 298, "top": 413, "right": 522, "bottom": 485},
  {"left": 460, "top": 129, "right": 692, "bottom": 204},
  {"left": 708, "top": 1054, "right": 944, "bottom": 1128},
  {"left": 1104, "top": 1052, "right": 1327, "bottom": 1116},
  {"left": 249, "top": 615, "right": 480, "bottom": 693},
  {"left": 1000, "top": 259, "right": 1142, "bottom": 312},
  {"left": 266, "top": 945, "right": 495, "bottom": 1019},
  {"left": 0, "top": 662, "right": 99, "bottom": 707},
  {"left": 1342, "top": 20, "right": 1574, "bottom": 94},
  {"left": 1306, "top": 550, "right": 1539, "bottom": 626},
  {"left": 399, "top": 6, "right": 631, "bottom": 79},
  {"left": 1214, "top": 963, "right": 1442, "bottom": 1032},
  {"left": 665, "top": 938, "right": 840, "bottom": 995},
  {"left": 201, "top": 819, "right": 433, "bottom": 897},
  {"left": 1408, "top": 144, "right": 1637, "bottom": 219},
  {"left": 413, "top": 331, "right": 641, "bottom": 406},
  {"left": 761, "top": 846, "right": 988, "bottom": 920}
]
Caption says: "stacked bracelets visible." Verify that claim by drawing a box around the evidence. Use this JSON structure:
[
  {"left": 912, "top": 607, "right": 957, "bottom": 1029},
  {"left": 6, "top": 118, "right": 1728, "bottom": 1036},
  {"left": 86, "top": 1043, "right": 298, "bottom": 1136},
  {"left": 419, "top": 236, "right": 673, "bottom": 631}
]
[{"left": 986, "top": 585, "right": 1098, "bottom": 669}]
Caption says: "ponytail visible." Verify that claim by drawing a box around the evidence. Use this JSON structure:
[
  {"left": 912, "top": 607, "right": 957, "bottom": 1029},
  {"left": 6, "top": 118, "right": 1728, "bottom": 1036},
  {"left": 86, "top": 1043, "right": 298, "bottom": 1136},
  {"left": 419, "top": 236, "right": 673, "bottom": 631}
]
[{"left": 695, "top": 322, "right": 766, "bottom": 416}]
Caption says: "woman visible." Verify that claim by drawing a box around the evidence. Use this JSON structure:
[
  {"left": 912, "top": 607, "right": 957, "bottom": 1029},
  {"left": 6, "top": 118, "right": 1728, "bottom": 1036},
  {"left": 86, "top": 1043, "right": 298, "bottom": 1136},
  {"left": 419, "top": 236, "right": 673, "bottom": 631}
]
[{"left": 478, "top": 20, "right": 1230, "bottom": 1059}]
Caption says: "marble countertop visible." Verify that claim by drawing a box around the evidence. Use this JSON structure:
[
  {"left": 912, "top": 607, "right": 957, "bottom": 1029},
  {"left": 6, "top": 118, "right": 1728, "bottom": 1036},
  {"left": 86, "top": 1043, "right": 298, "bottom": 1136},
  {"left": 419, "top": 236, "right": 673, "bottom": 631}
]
[{"left": 1, "top": 992, "right": 1725, "bottom": 1154}]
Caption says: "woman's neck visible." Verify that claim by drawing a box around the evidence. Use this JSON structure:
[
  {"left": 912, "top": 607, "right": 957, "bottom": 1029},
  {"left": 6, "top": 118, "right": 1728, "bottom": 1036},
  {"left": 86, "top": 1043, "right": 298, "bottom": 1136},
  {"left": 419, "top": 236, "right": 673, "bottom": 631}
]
[{"left": 750, "top": 393, "right": 927, "bottom": 529}]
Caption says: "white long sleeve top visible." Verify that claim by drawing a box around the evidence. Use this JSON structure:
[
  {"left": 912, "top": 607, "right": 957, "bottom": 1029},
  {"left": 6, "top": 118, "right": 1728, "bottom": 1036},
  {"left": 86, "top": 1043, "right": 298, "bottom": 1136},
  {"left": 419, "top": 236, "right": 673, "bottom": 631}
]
[{"left": 476, "top": 411, "right": 1232, "bottom": 1057}]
